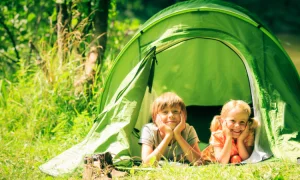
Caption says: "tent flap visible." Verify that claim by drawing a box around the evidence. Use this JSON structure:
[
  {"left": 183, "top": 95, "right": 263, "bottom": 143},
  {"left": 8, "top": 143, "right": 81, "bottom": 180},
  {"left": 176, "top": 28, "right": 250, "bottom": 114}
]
[{"left": 39, "top": 47, "right": 157, "bottom": 176}]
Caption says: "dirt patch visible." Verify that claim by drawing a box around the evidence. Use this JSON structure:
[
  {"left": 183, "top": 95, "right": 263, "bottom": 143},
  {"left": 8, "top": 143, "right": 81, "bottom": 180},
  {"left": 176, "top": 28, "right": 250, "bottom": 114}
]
[{"left": 276, "top": 34, "right": 300, "bottom": 75}]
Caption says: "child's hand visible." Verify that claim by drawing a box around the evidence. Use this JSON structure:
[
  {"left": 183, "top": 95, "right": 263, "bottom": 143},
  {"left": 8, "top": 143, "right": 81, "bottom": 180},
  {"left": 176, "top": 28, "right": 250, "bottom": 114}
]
[
  {"left": 222, "top": 120, "right": 232, "bottom": 138},
  {"left": 174, "top": 113, "right": 186, "bottom": 137},
  {"left": 156, "top": 114, "right": 173, "bottom": 137},
  {"left": 238, "top": 123, "right": 250, "bottom": 141}
]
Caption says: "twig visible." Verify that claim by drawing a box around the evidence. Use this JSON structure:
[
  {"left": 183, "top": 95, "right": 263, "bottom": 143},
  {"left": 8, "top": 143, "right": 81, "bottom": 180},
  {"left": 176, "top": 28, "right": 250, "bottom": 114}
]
[
  {"left": 0, "top": 51, "right": 18, "bottom": 63},
  {"left": 0, "top": 13, "right": 20, "bottom": 60}
]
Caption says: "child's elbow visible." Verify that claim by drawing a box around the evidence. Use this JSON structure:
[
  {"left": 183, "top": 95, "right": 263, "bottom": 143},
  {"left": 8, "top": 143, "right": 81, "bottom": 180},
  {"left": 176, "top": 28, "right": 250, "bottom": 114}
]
[
  {"left": 216, "top": 157, "right": 230, "bottom": 164},
  {"left": 142, "top": 156, "right": 158, "bottom": 166},
  {"left": 142, "top": 156, "right": 151, "bottom": 164}
]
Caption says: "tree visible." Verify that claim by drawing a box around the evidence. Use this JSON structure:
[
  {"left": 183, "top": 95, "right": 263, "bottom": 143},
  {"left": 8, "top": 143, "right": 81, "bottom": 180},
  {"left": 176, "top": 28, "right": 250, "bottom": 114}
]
[{"left": 0, "top": 0, "right": 55, "bottom": 79}]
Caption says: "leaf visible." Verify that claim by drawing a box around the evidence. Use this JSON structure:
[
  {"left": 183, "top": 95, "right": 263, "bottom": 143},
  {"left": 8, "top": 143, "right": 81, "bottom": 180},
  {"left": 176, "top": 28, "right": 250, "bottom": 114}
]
[
  {"left": 71, "top": 18, "right": 78, "bottom": 28},
  {"left": 51, "top": 120, "right": 67, "bottom": 133},
  {"left": 130, "top": 167, "right": 135, "bottom": 175},
  {"left": 274, "top": 173, "right": 284, "bottom": 180},
  {"left": 27, "top": 13, "right": 36, "bottom": 23},
  {"left": 149, "top": 156, "right": 156, "bottom": 166}
]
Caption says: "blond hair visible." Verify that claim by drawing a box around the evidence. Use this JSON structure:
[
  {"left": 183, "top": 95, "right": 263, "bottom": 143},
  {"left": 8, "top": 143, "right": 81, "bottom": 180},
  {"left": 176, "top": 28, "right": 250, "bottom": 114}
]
[
  {"left": 210, "top": 100, "right": 259, "bottom": 132},
  {"left": 152, "top": 92, "right": 187, "bottom": 122}
]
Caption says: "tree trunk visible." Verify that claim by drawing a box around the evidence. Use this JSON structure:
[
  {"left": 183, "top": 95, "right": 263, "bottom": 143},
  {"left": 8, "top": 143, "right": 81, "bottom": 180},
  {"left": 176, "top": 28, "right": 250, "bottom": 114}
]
[{"left": 93, "top": 0, "right": 110, "bottom": 65}]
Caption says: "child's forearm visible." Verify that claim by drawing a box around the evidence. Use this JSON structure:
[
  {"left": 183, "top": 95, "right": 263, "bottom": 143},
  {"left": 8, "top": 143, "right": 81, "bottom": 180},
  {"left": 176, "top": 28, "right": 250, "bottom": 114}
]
[
  {"left": 144, "top": 134, "right": 173, "bottom": 164},
  {"left": 216, "top": 137, "right": 232, "bottom": 164},
  {"left": 237, "top": 140, "right": 251, "bottom": 160},
  {"left": 174, "top": 134, "right": 201, "bottom": 163}
]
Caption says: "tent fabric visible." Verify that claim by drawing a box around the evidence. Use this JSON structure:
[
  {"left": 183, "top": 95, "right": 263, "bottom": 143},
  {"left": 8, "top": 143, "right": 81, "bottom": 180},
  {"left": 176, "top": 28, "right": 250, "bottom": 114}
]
[{"left": 40, "top": 0, "right": 300, "bottom": 176}]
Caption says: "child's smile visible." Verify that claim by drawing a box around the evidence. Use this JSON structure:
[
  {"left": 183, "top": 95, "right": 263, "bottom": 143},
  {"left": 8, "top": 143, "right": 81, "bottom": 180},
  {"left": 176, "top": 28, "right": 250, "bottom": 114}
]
[
  {"left": 224, "top": 108, "right": 249, "bottom": 138},
  {"left": 158, "top": 105, "right": 181, "bottom": 129},
  {"left": 231, "top": 129, "right": 243, "bottom": 137}
]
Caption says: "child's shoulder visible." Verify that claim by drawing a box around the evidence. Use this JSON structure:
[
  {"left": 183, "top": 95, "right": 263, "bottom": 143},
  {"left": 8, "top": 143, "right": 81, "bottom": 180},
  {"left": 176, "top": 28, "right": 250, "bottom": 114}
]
[
  {"left": 142, "top": 122, "right": 158, "bottom": 130},
  {"left": 185, "top": 123, "right": 194, "bottom": 129},
  {"left": 211, "top": 129, "right": 223, "bottom": 134},
  {"left": 184, "top": 123, "right": 198, "bottom": 134},
  {"left": 211, "top": 130, "right": 224, "bottom": 137}
]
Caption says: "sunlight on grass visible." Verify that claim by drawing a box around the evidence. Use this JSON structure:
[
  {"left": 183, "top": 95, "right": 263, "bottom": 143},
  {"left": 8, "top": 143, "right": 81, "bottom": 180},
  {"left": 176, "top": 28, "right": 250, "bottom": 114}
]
[{"left": 120, "top": 160, "right": 300, "bottom": 180}]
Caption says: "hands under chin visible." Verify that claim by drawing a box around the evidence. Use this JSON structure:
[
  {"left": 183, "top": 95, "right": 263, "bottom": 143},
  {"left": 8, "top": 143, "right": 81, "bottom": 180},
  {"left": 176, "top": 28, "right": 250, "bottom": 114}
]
[
  {"left": 156, "top": 114, "right": 186, "bottom": 140},
  {"left": 173, "top": 114, "right": 186, "bottom": 139},
  {"left": 156, "top": 115, "right": 173, "bottom": 137},
  {"left": 222, "top": 121, "right": 233, "bottom": 138},
  {"left": 238, "top": 125, "right": 249, "bottom": 142}
]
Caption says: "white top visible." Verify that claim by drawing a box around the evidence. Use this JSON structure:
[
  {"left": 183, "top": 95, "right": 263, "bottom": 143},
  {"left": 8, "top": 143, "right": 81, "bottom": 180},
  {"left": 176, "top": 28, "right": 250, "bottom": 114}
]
[{"left": 139, "top": 123, "right": 199, "bottom": 162}]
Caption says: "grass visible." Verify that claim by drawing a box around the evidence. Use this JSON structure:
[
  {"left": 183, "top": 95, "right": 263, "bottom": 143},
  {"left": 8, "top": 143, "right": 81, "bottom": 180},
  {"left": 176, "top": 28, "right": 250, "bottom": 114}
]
[
  {"left": 0, "top": 15, "right": 141, "bottom": 179},
  {"left": 122, "top": 160, "right": 300, "bottom": 180}
]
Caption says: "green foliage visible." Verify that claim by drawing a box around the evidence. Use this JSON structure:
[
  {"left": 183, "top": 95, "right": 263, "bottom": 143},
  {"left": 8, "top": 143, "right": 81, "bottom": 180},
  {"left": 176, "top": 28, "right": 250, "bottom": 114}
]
[
  {"left": 0, "top": 43, "right": 96, "bottom": 179},
  {"left": 105, "top": 18, "right": 141, "bottom": 62},
  {"left": 0, "top": 0, "right": 55, "bottom": 78},
  {"left": 0, "top": 0, "right": 142, "bottom": 178}
]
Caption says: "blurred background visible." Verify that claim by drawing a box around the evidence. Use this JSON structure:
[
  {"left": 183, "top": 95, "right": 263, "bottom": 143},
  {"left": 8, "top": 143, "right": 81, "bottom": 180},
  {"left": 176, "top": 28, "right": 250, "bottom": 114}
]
[{"left": 119, "top": 0, "right": 300, "bottom": 34}]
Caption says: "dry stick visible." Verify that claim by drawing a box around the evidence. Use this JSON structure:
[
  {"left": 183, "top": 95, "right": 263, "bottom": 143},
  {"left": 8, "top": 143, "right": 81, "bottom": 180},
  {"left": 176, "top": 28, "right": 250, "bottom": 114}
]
[
  {"left": 73, "top": 33, "right": 104, "bottom": 87},
  {"left": 0, "top": 51, "right": 18, "bottom": 63},
  {"left": 0, "top": 13, "right": 20, "bottom": 60},
  {"left": 74, "top": 46, "right": 98, "bottom": 87}
]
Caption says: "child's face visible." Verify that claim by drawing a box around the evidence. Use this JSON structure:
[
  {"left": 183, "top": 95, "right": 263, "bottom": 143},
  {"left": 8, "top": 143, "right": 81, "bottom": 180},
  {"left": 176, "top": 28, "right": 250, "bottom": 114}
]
[
  {"left": 156, "top": 105, "right": 182, "bottom": 130},
  {"left": 223, "top": 107, "right": 249, "bottom": 138}
]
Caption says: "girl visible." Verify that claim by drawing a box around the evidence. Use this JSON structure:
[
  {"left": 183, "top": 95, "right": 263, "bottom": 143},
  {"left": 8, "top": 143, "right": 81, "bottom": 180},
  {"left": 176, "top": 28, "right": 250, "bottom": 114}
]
[
  {"left": 139, "top": 92, "right": 201, "bottom": 165},
  {"left": 202, "top": 100, "right": 259, "bottom": 164}
]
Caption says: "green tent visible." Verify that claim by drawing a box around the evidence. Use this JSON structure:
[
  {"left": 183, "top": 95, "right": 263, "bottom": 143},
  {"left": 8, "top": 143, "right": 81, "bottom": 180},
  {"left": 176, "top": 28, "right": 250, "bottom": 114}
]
[{"left": 40, "top": 0, "right": 300, "bottom": 176}]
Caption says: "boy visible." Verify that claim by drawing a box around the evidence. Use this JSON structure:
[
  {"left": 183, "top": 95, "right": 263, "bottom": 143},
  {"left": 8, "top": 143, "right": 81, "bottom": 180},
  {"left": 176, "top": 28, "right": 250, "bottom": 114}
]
[{"left": 139, "top": 92, "right": 201, "bottom": 165}]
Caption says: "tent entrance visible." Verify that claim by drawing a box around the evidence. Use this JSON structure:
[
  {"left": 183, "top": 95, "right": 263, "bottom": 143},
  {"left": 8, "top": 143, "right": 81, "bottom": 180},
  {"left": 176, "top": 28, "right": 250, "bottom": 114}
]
[{"left": 149, "top": 37, "right": 253, "bottom": 147}]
